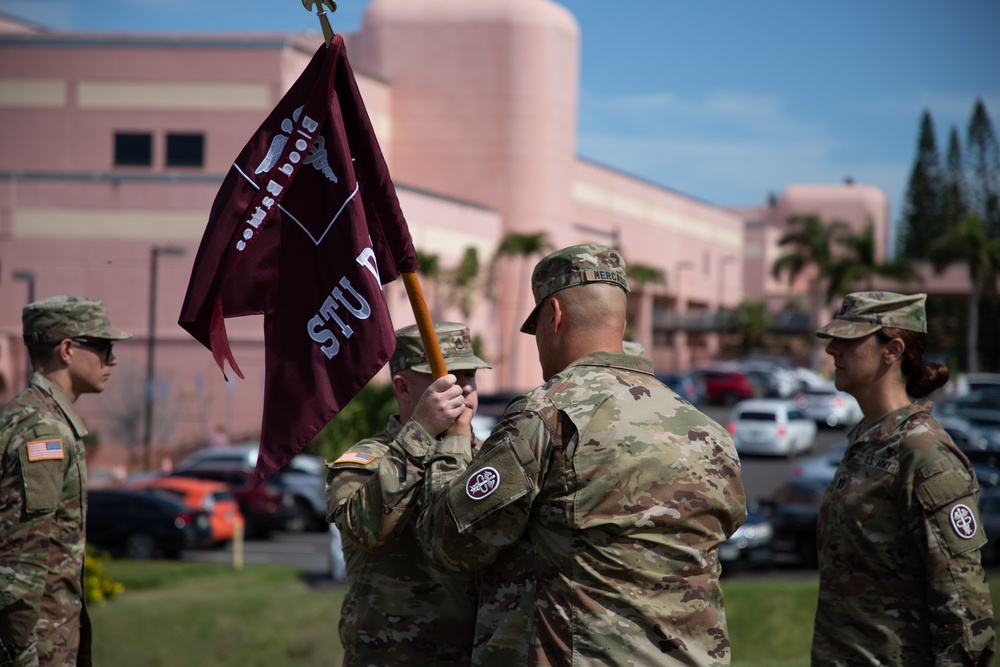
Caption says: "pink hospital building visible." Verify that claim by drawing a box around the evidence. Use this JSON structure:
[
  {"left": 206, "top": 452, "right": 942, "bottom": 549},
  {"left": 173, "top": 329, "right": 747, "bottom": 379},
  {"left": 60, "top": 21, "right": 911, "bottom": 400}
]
[{"left": 0, "top": 0, "right": 910, "bottom": 470}]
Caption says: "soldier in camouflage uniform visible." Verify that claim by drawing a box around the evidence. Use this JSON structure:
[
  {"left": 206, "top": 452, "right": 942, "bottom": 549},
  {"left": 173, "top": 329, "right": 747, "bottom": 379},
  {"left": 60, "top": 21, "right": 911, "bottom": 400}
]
[
  {"left": 812, "top": 291, "right": 995, "bottom": 666},
  {"left": 0, "top": 296, "right": 131, "bottom": 667},
  {"left": 387, "top": 244, "right": 747, "bottom": 665},
  {"left": 325, "top": 322, "right": 491, "bottom": 666}
]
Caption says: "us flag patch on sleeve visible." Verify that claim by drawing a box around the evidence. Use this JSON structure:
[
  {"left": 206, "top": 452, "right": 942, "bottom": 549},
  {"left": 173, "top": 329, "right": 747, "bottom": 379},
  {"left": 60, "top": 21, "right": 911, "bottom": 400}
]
[
  {"left": 27, "top": 439, "right": 64, "bottom": 462},
  {"left": 334, "top": 451, "right": 377, "bottom": 466}
]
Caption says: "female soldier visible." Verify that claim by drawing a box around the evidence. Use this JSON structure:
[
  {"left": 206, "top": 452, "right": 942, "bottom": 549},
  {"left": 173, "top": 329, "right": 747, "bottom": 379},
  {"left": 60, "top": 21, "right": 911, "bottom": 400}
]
[{"left": 810, "top": 291, "right": 995, "bottom": 666}]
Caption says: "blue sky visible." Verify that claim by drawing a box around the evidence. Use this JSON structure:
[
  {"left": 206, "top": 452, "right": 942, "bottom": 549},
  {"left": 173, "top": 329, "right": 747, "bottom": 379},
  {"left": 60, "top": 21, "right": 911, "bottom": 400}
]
[{"left": 3, "top": 0, "right": 999, "bottom": 251}]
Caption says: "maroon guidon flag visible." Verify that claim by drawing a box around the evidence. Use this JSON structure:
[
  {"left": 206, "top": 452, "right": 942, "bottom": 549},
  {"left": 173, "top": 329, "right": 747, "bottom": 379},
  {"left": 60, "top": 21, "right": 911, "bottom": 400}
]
[{"left": 179, "top": 35, "right": 418, "bottom": 484}]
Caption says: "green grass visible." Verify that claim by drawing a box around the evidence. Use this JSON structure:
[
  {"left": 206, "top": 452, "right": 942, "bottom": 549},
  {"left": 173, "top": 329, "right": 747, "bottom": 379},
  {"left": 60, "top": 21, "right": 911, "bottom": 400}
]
[
  {"left": 90, "top": 562, "right": 344, "bottom": 667},
  {"left": 725, "top": 576, "right": 819, "bottom": 667},
  {"left": 90, "top": 562, "right": 1000, "bottom": 667}
]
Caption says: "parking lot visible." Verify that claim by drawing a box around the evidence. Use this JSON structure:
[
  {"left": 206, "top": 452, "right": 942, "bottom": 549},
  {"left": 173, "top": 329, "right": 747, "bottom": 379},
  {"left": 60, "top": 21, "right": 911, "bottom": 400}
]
[{"left": 178, "top": 403, "right": 848, "bottom": 576}]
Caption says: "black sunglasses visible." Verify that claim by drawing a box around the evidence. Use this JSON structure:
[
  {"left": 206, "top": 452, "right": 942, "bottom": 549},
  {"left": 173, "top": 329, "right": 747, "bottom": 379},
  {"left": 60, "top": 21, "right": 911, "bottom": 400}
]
[{"left": 70, "top": 337, "right": 115, "bottom": 364}]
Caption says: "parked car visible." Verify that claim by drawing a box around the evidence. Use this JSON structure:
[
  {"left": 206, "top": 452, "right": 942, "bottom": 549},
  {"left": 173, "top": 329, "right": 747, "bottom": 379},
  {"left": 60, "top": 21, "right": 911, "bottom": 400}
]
[
  {"left": 176, "top": 444, "right": 327, "bottom": 533},
  {"left": 727, "top": 399, "right": 817, "bottom": 457},
  {"left": 787, "top": 441, "right": 1000, "bottom": 490},
  {"left": 272, "top": 457, "right": 328, "bottom": 533},
  {"left": 933, "top": 393, "right": 1000, "bottom": 460},
  {"left": 793, "top": 366, "right": 829, "bottom": 392},
  {"left": 656, "top": 372, "right": 705, "bottom": 404},
  {"left": 945, "top": 372, "right": 1000, "bottom": 398},
  {"left": 739, "top": 359, "right": 800, "bottom": 398},
  {"left": 796, "top": 382, "right": 863, "bottom": 428},
  {"left": 472, "top": 414, "right": 499, "bottom": 442},
  {"left": 692, "top": 366, "right": 759, "bottom": 406},
  {"left": 171, "top": 464, "right": 296, "bottom": 539},
  {"left": 87, "top": 488, "right": 213, "bottom": 559},
  {"left": 787, "top": 442, "right": 848, "bottom": 483},
  {"left": 978, "top": 488, "right": 1000, "bottom": 565},
  {"left": 719, "top": 508, "right": 773, "bottom": 573},
  {"left": 123, "top": 475, "right": 242, "bottom": 545},
  {"left": 758, "top": 477, "right": 827, "bottom": 568}
]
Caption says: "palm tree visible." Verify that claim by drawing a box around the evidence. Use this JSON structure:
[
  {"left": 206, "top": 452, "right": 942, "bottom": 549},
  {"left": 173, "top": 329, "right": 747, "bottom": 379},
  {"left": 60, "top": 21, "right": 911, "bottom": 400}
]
[
  {"left": 625, "top": 263, "right": 666, "bottom": 340},
  {"left": 928, "top": 212, "right": 1000, "bottom": 372},
  {"left": 415, "top": 249, "right": 442, "bottom": 318},
  {"left": 493, "top": 231, "right": 551, "bottom": 386},
  {"left": 734, "top": 300, "right": 773, "bottom": 356},
  {"left": 826, "top": 224, "right": 919, "bottom": 301},
  {"left": 447, "top": 246, "right": 480, "bottom": 320},
  {"left": 771, "top": 215, "right": 849, "bottom": 368}
]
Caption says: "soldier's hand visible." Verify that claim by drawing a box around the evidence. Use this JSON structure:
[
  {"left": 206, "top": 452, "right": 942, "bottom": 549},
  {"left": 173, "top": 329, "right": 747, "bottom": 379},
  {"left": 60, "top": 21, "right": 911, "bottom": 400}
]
[
  {"left": 444, "top": 404, "right": 474, "bottom": 439},
  {"left": 412, "top": 375, "right": 467, "bottom": 436}
]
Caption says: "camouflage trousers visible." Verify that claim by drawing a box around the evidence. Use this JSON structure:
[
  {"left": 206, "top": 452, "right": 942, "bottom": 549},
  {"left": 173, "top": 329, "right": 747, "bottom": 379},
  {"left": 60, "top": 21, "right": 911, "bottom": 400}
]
[{"left": 0, "top": 606, "right": 89, "bottom": 667}]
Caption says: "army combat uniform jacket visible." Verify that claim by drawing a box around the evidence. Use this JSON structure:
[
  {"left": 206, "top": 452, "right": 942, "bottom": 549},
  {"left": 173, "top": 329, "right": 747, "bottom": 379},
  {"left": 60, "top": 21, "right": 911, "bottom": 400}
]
[
  {"left": 326, "top": 416, "right": 477, "bottom": 666},
  {"left": 0, "top": 373, "right": 91, "bottom": 667},
  {"left": 812, "top": 402, "right": 996, "bottom": 666},
  {"left": 391, "top": 351, "right": 747, "bottom": 666}
]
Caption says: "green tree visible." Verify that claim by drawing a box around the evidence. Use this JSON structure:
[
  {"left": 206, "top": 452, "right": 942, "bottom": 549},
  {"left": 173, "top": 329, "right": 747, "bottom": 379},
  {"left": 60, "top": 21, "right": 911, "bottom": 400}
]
[
  {"left": 771, "top": 215, "right": 849, "bottom": 368},
  {"left": 965, "top": 99, "right": 1000, "bottom": 239},
  {"left": 927, "top": 212, "right": 1000, "bottom": 372},
  {"left": 826, "top": 224, "right": 918, "bottom": 300},
  {"left": 447, "top": 246, "right": 480, "bottom": 320},
  {"left": 734, "top": 300, "right": 773, "bottom": 356},
  {"left": 415, "top": 248, "right": 442, "bottom": 317},
  {"left": 898, "top": 110, "right": 942, "bottom": 258},
  {"left": 493, "top": 231, "right": 550, "bottom": 385},
  {"left": 309, "top": 382, "right": 397, "bottom": 461},
  {"left": 942, "top": 126, "right": 968, "bottom": 229}
]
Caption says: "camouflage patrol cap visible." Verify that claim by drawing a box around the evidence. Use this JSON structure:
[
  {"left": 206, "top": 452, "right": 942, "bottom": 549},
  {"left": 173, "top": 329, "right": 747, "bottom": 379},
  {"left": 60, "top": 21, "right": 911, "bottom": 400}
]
[
  {"left": 390, "top": 322, "right": 491, "bottom": 374},
  {"left": 520, "top": 243, "right": 629, "bottom": 334},
  {"left": 22, "top": 296, "right": 132, "bottom": 346},
  {"left": 815, "top": 291, "right": 927, "bottom": 339}
]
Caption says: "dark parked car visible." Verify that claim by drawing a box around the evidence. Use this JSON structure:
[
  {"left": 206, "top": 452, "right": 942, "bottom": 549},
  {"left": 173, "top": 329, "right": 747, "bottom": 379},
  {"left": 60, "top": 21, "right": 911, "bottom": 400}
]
[
  {"left": 656, "top": 372, "right": 704, "bottom": 404},
  {"left": 775, "top": 452, "right": 1000, "bottom": 569},
  {"left": 978, "top": 488, "right": 1000, "bottom": 565},
  {"left": 719, "top": 508, "right": 773, "bottom": 573},
  {"left": 87, "top": 488, "right": 213, "bottom": 559},
  {"left": 758, "top": 478, "right": 826, "bottom": 568},
  {"left": 691, "top": 367, "right": 759, "bottom": 406}
]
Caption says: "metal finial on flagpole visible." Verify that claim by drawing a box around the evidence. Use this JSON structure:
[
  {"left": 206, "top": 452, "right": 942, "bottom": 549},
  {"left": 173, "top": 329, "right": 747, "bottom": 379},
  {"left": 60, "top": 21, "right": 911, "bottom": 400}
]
[{"left": 302, "top": 0, "right": 337, "bottom": 44}]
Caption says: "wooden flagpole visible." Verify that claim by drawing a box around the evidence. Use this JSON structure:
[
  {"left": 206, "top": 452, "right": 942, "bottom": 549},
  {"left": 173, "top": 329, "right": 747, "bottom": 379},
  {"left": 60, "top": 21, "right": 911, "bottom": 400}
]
[{"left": 303, "top": 0, "right": 448, "bottom": 379}]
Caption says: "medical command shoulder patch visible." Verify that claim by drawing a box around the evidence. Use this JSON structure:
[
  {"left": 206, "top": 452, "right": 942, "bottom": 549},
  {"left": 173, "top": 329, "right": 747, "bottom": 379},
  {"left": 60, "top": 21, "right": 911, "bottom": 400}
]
[
  {"left": 334, "top": 451, "right": 378, "bottom": 466},
  {"left": 466, "top": 466, "right": 500, "bottom": 500},
  {"left": 950, "top": 503, "right": 977, "bottom": 539},
  {"left": 27, "top": 439, "right": 65, "bottom": 462}
]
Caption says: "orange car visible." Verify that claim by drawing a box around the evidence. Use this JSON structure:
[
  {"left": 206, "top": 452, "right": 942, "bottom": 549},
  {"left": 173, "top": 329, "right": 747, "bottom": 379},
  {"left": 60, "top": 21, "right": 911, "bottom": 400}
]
[{"left": 124, "top": 476, "right": 242, "bottom": 545}]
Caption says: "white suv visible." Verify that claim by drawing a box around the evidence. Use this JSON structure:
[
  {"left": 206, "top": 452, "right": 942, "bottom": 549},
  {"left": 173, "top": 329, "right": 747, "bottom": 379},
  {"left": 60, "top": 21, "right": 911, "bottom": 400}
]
[{"left": 727, "top": 399, "right": 817, "bottom": 458}]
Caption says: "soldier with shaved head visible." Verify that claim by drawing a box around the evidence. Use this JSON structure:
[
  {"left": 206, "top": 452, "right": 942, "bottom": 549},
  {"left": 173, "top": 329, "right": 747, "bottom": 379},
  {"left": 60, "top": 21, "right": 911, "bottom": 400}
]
[{"left": 386, "top": 244, "right": 747, "bottom": 665}]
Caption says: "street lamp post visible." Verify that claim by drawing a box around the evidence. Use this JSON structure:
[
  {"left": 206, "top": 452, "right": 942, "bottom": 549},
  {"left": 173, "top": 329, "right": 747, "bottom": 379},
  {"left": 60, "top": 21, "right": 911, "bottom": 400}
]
[
  {"left": 13, "top": 270, "right": 36, "bottom": 384},
  {"left": 717, "top": 255, "right": 737, "bottom": 310},
  {"left": 143, "top": 245, "right": 185, "bottom": 472}
]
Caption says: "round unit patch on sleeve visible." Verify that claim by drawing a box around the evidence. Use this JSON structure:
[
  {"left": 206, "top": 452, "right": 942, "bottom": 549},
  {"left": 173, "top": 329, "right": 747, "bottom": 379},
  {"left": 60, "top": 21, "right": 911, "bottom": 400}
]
[
  {"left": 466, "top": 466, "right": 500, "bottom": 500},
  {"left": 950, "top": 503, "right": 978, "bottom": 539}
]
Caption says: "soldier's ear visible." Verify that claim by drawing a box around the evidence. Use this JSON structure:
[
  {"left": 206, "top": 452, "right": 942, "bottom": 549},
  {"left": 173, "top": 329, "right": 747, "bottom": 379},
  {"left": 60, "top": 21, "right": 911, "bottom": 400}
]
[
  {"left": 56, "top": 339, "right": 75, "bottom": 365},
  {"left": 883, "top": 337, "right": 905, "bottom": 365},
  {"left": 391, "top": 373, "right": 409, "bottom": 398}
]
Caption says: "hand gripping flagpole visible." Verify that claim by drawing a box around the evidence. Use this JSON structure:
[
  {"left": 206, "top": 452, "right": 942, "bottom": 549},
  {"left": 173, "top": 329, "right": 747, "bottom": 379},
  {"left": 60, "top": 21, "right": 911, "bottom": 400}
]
[{"left": 302, "top": 0, "right": 448, "bottom": 380}]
